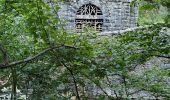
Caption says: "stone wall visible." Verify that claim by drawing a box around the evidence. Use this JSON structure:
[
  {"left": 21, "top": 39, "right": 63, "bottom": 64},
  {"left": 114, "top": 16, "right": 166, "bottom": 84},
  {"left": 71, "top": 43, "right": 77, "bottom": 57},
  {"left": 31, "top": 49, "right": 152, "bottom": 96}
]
[{"left": 58, "top": 0, "right": 138, "bottom": 33}]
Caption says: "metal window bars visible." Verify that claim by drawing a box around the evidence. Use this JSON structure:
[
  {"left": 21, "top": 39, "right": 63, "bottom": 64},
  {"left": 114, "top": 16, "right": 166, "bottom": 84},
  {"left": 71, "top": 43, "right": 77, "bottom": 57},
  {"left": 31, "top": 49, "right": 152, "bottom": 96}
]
[{"left": 75, "top": 3, "right": 103, "bottom": 32}]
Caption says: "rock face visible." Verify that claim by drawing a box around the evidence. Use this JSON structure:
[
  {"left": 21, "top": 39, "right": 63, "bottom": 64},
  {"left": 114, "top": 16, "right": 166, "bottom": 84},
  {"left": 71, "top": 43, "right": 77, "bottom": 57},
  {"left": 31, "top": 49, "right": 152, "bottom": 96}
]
[{"left": 58, "top": 0, "right": 138, "bottom": 33}]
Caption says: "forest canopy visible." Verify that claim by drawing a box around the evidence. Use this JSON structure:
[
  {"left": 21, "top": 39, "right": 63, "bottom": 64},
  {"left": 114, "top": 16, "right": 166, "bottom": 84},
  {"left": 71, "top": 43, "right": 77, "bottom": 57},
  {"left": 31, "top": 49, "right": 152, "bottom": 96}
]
[{"left": 0, "top": 0, "right": 170, "bottom": 99}]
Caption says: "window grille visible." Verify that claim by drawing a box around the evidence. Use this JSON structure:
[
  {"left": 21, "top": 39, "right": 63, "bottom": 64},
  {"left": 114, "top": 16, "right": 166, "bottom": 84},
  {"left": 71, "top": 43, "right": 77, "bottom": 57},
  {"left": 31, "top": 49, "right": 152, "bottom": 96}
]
[{"left": 75, "top": 3, "right": 103, "bottom": 32}]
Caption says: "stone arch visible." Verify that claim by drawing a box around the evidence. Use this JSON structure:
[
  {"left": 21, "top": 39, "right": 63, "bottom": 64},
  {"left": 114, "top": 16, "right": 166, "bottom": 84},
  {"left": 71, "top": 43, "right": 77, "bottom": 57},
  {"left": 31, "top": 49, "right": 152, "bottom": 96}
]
[
  {"left": 67, "top": 0, "right": 110, "bottom": 32},
  {"left": 76, "top": 3, "right": 102, "bottom": 15}
]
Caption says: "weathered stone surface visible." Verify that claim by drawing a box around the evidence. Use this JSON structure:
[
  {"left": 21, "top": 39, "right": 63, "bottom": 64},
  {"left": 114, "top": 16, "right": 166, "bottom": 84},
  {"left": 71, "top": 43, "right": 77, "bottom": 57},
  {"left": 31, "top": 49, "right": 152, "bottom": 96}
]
[{"left": 58, "top": 0, "right": 138, "bottom": 33}]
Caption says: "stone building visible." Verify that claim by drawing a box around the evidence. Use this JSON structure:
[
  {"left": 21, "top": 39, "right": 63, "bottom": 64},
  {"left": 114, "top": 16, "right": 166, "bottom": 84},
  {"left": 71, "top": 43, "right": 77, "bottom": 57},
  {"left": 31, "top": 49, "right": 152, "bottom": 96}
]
[{"left": 58, "top": 0, "right": 138, "bottom": 33}]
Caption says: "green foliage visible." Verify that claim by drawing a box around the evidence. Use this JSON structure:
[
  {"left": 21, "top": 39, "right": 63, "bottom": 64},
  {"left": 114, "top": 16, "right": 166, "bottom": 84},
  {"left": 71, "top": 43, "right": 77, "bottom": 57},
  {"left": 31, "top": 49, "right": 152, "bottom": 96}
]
[{"left": 0, "top": 0, "right": 170, "bottom": 100}]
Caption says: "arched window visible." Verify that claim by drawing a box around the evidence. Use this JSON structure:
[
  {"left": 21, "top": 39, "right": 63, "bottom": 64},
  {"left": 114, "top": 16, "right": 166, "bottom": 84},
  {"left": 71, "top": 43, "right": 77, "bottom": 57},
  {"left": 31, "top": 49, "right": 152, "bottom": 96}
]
[{"left": 75, "top": 3, "right": 103, "bottom": 32}]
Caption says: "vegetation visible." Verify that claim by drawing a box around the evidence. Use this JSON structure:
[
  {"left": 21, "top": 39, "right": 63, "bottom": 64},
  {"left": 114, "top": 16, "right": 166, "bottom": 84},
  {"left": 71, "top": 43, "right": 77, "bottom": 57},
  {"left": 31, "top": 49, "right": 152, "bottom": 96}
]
[{"left": 0, "top": 0, "right": 170, "bottom": 99}]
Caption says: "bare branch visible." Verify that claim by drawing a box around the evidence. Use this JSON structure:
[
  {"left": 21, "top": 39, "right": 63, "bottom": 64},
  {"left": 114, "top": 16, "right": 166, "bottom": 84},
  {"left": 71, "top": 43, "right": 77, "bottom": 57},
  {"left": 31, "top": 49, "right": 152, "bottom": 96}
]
[
  {"left": 157, "top": 55, "right": 170, "bottom": 59},
  {"left": 83, "top": 74, "right": 109, "bottom": 97},
  {"left": 106, "top": 75, "right": 119, "bottom": 99},
  {"left": 61, "top": 62, "right": 81, "bottom": 100},
  {"left": 0, "top": 45, "right": 78, "bottom": 69}
]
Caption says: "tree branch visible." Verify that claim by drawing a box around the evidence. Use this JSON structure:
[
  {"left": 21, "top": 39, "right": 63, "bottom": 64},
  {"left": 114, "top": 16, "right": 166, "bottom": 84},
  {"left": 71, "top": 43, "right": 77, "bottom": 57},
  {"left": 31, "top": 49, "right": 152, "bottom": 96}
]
[
  {"left": 157, "top": 55, "right": 170, "bottom": 59},
  {"left": 0, "top": 45, "right": 77, "bottom": 69},
  {"left": 83, "top": 74, "right": 109, "bottom": 97},
  {"left": 61, "top": 62, "right": 81, "bottom": 100},
  {"left": 122, "top": 75, "right": 129, "bottom": 98},
  {"left": 106, "top": 75, "right": 119, "bottom": 99}
]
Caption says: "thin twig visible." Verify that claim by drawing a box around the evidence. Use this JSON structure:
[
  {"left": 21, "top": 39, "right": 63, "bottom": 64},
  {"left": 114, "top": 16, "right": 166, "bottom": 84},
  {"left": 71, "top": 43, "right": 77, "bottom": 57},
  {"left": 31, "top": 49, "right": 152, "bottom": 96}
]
[
  {"left": 106, "top": 75, "right": 119, "bottom": 99},
  {"left": 83, "top": 74, "right": 109, "bottom": 97},
  {"left": 122, "top": 75, "right": 129, "bottom": 98},
  {"left": 61, "top": 62, "right": 81, "bottom": 100}
]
